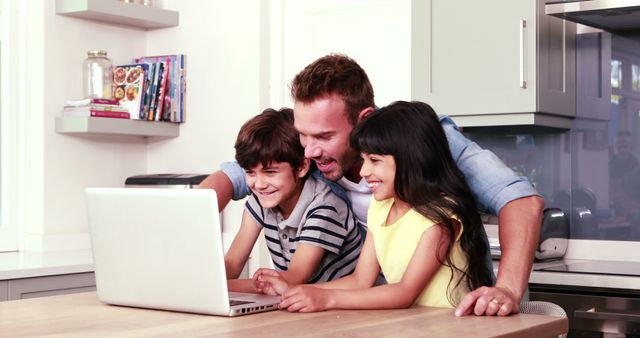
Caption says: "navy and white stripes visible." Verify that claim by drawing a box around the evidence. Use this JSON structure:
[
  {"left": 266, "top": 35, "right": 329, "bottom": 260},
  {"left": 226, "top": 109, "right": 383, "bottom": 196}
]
[{"left": 245, "top": 175, "right": 363, "bottom": 282}]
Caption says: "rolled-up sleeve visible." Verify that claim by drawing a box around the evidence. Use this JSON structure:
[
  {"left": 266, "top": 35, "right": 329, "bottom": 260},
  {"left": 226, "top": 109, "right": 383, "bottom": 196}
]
[
  {"left": 220, "top": 161, "right": 251, "bottom": 200},
  {"left": 440, "top": 115, "right": 539, "bottom": 215}
]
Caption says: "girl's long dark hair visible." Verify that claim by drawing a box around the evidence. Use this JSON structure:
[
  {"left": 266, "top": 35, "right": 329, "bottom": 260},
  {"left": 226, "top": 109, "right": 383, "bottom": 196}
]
[{"left": 350, "top": 101, "right": 492, "bottom": 301}]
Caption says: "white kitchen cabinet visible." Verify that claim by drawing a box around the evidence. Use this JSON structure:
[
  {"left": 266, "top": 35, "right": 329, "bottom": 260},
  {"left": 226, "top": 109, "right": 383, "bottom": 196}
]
[
  {"left": 6, "top": 272, "right": 96, "bottom": 300},
  {"left": 414, "top": 0, "right": 576, "bottom": 128},
  {"left": 576, "top": 30, "right": 611, "bottom": 121},
  {"left": 0, "top": 281, "right": 7, "bottom": 301}
]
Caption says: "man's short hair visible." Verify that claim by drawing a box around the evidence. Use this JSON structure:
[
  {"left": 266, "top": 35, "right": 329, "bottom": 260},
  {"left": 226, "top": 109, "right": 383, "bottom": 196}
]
[
  {"left": 290, "top": 54, "right": 374, "bottom": 126},
  {"left": 235, "top": 108, "right": 304, "bottom": 171}
]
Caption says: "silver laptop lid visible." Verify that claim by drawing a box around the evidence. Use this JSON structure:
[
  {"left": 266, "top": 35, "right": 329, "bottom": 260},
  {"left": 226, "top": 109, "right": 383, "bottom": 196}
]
[{"left": 86, "top": 188, "right": 230, "bottom": 315}]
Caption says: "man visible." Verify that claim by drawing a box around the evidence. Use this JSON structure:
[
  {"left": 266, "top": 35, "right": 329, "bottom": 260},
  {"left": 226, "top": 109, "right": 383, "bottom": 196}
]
[{"left": 200, "top": 54, "right": 544, "bottom": 317}]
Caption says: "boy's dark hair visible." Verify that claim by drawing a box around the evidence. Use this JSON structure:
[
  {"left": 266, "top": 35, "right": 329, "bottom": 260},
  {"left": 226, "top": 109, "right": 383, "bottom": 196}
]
[
  {"left": 235, "top": 108, "right": 305, "bottom": 171},
  {"left": 290, "top": 54, "right": 374, "bottom": 126},
  {"left": 350, "top": 101, "right": 493, "bottom": 302}
]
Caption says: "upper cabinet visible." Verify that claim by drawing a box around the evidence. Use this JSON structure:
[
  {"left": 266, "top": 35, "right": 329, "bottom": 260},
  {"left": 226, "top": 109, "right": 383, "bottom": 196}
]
[
  {"left": 412, "top": 0, "right": 576, "bottom": 129},
  {"left": 575, "top": 28, "right": 611, "bottom": 121},
  {"left": 55, "top": 0, "right": 179, "bottom": 30}
]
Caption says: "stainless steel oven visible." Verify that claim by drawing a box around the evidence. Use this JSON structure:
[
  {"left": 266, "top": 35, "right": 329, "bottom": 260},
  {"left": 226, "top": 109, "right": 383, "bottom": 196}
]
[
  {"left": 530, "top": 285, "right": 640, "bottom": 337},
  {"left": 531, "top": 261, "right": 640, "bottom": 337}
]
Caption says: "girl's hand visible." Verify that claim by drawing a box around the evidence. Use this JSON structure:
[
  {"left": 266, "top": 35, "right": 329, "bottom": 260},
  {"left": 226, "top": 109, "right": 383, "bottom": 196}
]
[
  {"left": 253, "top": 268, "right": 290, "bottom": 295},
  {"left": 278, "top": 285, "right": 333, "bottom": 312}
]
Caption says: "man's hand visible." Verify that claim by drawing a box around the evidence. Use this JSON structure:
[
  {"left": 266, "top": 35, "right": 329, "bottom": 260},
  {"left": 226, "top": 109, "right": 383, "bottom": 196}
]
[
  {"left": 456, "top": 196, "right": 543, "bottom": 317},
  {"left": 454, "top": 286, "right": 519, "bottom": 317},
  {"left": 253, "top": 268, "right": 291, "bottom": 296}
]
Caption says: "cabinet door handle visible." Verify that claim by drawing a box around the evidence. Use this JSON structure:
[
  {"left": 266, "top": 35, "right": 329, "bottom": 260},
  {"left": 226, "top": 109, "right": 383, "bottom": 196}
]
[
  {"left": 575, "top": 309, "right": 640, "bottom": 323},
  {"left": 519, "top": 19, "right": 527, "bottom": 89}
]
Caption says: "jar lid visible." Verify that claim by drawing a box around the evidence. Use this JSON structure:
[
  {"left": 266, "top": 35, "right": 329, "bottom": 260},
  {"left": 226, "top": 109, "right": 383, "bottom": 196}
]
[{"left": 87, "top": 50, "right": 108, "bottom": 57}]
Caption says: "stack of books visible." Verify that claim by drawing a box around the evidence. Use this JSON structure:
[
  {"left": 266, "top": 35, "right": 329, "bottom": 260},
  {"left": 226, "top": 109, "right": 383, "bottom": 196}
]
[
  {"left": 63, "top": 98, "right": 130, "bottom": 119},
  {"left": 115, "top": 54, "right": 186, "bottom": 123}
]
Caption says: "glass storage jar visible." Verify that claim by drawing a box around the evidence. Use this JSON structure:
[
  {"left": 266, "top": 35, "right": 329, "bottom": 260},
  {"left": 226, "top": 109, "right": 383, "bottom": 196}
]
[{"left": 83, "top": 50, "right": 113, "bottom": 99}]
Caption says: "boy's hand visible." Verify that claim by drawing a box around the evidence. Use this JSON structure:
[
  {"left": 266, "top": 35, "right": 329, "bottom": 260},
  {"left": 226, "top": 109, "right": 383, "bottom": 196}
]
[
  {"left": 278, "top": 285, "right": 333, "bottom": 312},
  {"left": 252, "top": 268, "right": 290, "bottom": 295}
]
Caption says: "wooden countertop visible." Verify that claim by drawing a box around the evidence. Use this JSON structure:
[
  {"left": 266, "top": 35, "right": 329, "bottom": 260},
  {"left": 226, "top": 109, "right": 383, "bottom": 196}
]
[{"left": 0, "top": 292, "right": 567, "bottom": 337}]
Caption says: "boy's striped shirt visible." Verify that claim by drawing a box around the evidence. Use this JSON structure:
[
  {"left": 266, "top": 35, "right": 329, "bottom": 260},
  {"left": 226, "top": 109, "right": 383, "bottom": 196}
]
[{"left": 245, "top": 175, "right": 364, "bottom": 282}]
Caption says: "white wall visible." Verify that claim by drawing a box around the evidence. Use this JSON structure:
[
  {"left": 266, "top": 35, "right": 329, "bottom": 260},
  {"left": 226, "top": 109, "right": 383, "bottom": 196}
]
[
  {"left": 26, "top": 0, "right": 410, "bottom": 252},
  {"left": 270, "top": 0, "right": 412, "bottom": 109},
  {"left": 145, "top": 1, "right": 263, "bottom": 175},
  {"left": 24, "top": 1, "right": 263, "bottom": 251}
]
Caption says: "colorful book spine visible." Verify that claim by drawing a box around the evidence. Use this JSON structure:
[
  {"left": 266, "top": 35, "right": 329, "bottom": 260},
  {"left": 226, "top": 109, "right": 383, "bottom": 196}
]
[
  {"left": 63, "top": 109, "right": 130, "bottom": 119},
  {"left": 91, "top": 98, "right": 120, "bottom": 105},
  {"left": 162, "top": 56, "right": 174, "bottom": 122},
  {"left": 148, "top": 62, "right": 161, "bottom": 121},
  {"left": 155, "top": 61, "right": 169, "bottom": 121},
  {"left": 64, "top": 98, "right": 121, "bottom": 107},
  {"left": 142, "top": 63, "right": 156, "bottom": 120},
  {"left": 179, "top": 54, "right": 186, "bottom": 123},
  {"left": 90, "top": 110, "right": 131, "bottom": 119}
]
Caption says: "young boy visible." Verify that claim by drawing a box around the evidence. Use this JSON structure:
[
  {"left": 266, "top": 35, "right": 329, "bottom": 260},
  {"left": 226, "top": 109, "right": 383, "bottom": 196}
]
[{"left": 224, "top": 108, "right": 363, "bottom": 293}]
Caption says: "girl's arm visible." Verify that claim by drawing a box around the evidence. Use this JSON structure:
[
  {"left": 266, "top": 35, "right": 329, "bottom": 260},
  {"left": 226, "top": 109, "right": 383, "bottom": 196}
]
[
  {"left": 314, "top": 230, "right": 380, "bottom": 290},
  {"left": 225, "top": 210, "right": 261, "bottom": 291},
  {"left": 256, "top": 231, "right": 380, "bottom": 294},
  {"left": 279, "top": 224, "right": 451, "bottom": 312}
]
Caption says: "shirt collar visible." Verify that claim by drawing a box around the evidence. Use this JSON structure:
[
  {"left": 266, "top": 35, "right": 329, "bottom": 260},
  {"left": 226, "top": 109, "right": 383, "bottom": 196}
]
[{"left": 265, "top": 177, "right": 316, "bottom": 230}]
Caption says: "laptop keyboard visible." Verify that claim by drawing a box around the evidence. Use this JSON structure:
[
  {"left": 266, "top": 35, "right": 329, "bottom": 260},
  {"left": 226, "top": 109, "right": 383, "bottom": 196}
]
[{"left": 229, "top": 299, "right": 255, "bottom": 307}]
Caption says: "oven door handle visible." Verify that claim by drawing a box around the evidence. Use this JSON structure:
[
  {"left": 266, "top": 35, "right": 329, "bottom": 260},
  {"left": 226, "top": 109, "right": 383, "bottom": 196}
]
[{"left": 575, "top": 309, "right": 640, "bottom": 323}]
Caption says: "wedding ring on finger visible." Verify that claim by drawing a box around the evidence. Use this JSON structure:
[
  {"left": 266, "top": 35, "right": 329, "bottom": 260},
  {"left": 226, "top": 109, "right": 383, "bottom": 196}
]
[{"left": 490, "top": 298, "right": 502, "bottom": 306}]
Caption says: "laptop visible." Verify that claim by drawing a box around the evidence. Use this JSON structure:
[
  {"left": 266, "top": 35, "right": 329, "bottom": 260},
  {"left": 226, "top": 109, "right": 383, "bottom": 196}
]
[{"left": 85, "top": 187, "right": 280, "bottom": 316}]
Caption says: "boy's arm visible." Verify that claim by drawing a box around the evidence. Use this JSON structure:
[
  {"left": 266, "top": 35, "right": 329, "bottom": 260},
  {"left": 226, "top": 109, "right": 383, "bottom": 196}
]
[
  {"left": 252, "top": 244, "right": 326, "bottom": 293},
  {"left": 278, "top": 226, "right": 448, "bottom": 312},
  {"left": 253, "top": 213, "right": 352, "bottom": 290},
  {"left": 225, "top": 210, "right": 262, "bottom": 281},
  {"left": 277, "top": 244, "right": 325, "bottom": 284},
  {"left": 257, "top": 231, "right": 380, "bottom": 295}
]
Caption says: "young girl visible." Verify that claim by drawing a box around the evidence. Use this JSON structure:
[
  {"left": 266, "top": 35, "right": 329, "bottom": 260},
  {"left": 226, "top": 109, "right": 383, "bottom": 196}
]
[{"left": 255, "top": 101, "right": 492, "bottom": 311}]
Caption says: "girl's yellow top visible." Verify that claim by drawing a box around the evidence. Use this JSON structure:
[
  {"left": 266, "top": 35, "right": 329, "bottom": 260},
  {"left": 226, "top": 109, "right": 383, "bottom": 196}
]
[{"left": 367, "top": 198, "right": 469, "bottom": 308}]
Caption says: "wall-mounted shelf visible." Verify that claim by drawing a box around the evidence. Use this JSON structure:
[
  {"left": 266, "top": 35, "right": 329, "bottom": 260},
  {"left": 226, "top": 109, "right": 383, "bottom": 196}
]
[
  {"left": 55, "top": 117, "right": 180, "bottom": 137},
  {"left": 55, "top": 0, "right": 179, "bottom": 30}
]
